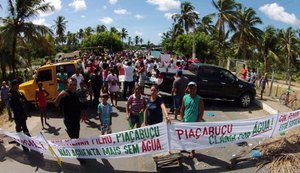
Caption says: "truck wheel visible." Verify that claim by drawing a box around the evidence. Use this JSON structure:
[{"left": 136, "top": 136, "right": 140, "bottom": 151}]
[{"left": 239, "top": 93, "right": 252, "bottom": 108}]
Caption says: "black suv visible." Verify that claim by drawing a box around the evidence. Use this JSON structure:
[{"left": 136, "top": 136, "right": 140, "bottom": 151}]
[{"left": 157, "top": 63, "right": 256, "bottom": 108}]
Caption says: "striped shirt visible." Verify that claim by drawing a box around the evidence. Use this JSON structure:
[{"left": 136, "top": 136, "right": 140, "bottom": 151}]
[{"left": 128, "top": 94, "right": 146, "bottom": 115}]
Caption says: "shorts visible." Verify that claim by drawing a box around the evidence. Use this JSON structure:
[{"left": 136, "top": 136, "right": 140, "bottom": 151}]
[
  {"left": 101, "top": 124, "right": 112, "bottom": 134},
  {"left": 130, "top": 113, "right": 140, "bottom": 124},
  {"left": 173, "top": 95, "right": 183, "bottom": 109},
  {"left": 80, "top": 102, "right": 88, "bottom": 110}
]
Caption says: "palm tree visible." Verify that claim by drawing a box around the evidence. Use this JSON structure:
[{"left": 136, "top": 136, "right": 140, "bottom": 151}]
[
  {"left": 135, "top": 35, "right": 139, "bottom": 45},
  {"left": 110, "top": 27, "right": 119, "bottom": 35},
  {"left": 212, "top": 0, "right": 241, "bottom": 64},
  {"left": 172, "top": 2, "right": 199, "bottom": 59},
  {"left": 278, "top": 27, "right": 299, "bottom": 80},
  {"left": 96, "top": 25, "right": 107, "bottom": 33},
  {"left": 84, "top": 27, "right": 94, "bottom": 37},
  {"left": 128, "top": 36, "right": 132, "bottom": 47},
  {"left": 257, "top": 26, "right": 279, "bottom": 73},
  {"left": 52, "top": 16, "right": 68, "bottom": 46},
  {"left": 197, "top": 14, "right": 215, "bottom": 35},
  {"left": 121, "top": 28, "right": 128, "bottom": 42},
  {"left": 0, "top": 0, "right": 54, "bottom": 77},
  {"left": 139, "top": 38, "right": 143, "bottom": 45},
  {"left": 231, "top": 7, "right": 263, "bottom": 60},
  {"left": 172, "top": 2, "right": 199, "bottom": 34}
]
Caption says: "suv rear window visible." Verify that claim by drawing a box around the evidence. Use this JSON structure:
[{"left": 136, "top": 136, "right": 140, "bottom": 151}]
[{"left": 56, "top": 64, "right": 75, "bottom": 77}]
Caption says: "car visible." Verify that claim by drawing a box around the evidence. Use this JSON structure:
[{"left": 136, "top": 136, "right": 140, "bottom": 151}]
[
  {"left": 156, "top": 63, "right": 256, "bottom": 108},
  {"left": 18, "top": 59, "right": 81, "bottom": 104}
]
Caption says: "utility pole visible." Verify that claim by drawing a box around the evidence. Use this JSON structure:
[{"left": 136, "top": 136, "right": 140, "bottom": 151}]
[{"left": 192, "top": 26, "right": 196, "bottom": 60}]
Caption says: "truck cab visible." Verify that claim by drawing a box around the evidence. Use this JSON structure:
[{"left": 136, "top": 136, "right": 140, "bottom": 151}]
[{"left": 19, "top": 60, "right": 80, "bottom": 103}]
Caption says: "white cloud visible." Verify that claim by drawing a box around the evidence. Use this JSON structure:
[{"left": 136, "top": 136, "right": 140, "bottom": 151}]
[
  {"left": 32, "top": 18, "right": 50, "bottom": 27},
  {"left": 259, "top": 3, "right": 300, "bottom": 25},
  {"left": 164, "top": 12, "right": 175, "bottom": 20},
  {"left": 135, "top": 14, "right": 144, "bottom": 20},
  {"left": 146, "top": 0, "right": 180, "bottom": 11},
  {"left": 114, "top": 8, "right": 129, "bottom": 15},
  {"left": 81, "top": 15, "right": 85, "bottom": 18},
  {"left": 68, "top": 0, "right": 87, "bottom": 11},
  {"left": 39, "top": 0, "right": 62, "bottom": 17},
  {"left": 158, "top": 33, "right": 163, "bottom": 37},
  {"left": 135, "top": 31, "right": 144, "bottom": 36},
  {"left": 103, "top": 5, "right": 107, "bottom": 9},
  {"left": 109, "top": 0, "right": 118, "bottom": 5},
  {"left": 99, "top": 17, "right": 113, "bottom": 24},
  {"left": 116, "top": 28, "right": 122, "bottom": 32}
]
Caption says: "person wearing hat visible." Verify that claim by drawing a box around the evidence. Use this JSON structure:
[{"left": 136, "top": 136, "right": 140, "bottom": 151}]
[
  {"left": 180, "top": 81, "right": 204, "bottom": 158},
  {"left": 57, "top": 66, "right": 68, "bottom": 93},
  {"left": 171, "top": 69, "right": 189, "bottom": 120},
  {"left": 9, "top": 79, "right": 30, "bottom": 152}
]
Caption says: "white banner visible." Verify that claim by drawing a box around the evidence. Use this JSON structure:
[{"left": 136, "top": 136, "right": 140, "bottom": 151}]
[
  {"left": 169, "top": 115, "right": 278, "bottom": 150},
  {"left": 273, "top": 110, "right": 300, "bottom": 135},
  {"left": 2, "top": 110, "right": 300, "bottom": 160},
  {"left": 3, "top": 122, "right": 169, "bottom": 159}
]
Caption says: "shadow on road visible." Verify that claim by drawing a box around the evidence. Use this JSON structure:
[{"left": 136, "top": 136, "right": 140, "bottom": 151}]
[{"left": 44, "top": 123, "right": 62, "bottom": 136}]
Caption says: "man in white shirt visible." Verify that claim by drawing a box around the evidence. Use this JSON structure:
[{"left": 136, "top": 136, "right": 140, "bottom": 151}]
[
  {"left": 123, "top": 61, "right": 135, "bottom": 99},
  {"left": 71, "top": 68, "right": 85, "bottom": 90}
]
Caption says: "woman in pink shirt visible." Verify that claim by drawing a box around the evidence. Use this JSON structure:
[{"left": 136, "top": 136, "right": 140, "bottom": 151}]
[{"left": 106, "top": 68, "right": 119, "bottom": 106}]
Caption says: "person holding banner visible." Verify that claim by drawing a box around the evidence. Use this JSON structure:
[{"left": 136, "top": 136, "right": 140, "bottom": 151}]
[
  {"left": 145, "top": 85, "right": 170, "bottom": 125},
  {"left": 180, "top": 81, "right": 204, "bottom": 158},
  {"left": 126, "top": 84, "right": 146, "bottom": 129},
  {"left": 55, "top": 78, "right": 86, "bottom": 164},
  {"left": 9, "top": 79, "right": 30, "bottom": 152}
]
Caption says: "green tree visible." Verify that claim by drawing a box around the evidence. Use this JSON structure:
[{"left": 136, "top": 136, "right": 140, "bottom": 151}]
[
  {"left": 84, "top": 27, "right": 94, "bottom": 37},
  {"left": 135, "top": 35, "right": 139, "bottom": 45},
  {"left": 0, "top": 0, "right": 54, "bottom": 77},
  {"left": 121, "top": 28, "right": 128, "bottom": 42},
  {"left": 172, "top": 2, "right": 199, "bottom": 34},
  {"left": 96, "top": 25, "right": 107, "bottom": 33},
  {"left": 139, "top": 38, "right": 143, "bottom": 45},
  {"left": 52, "top": 16, "right": 68, "bottom": 45},
  {"left": 82, "top": 31, "right": 123, "bottom": 52},
  {"left": 231, "top": 7, "right": 263, "bottom": 60},
  {"left": 212, "top": 0, "right": 241, "bottom": 64},
  {"left": 257, "top": 26, "right": 279, "bottom": 73}
]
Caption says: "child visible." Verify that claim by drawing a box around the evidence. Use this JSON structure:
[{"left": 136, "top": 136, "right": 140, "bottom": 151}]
[
  {"left": 260, "top": 73, "right": 269, "bottom": 100},
  {"left": 98, "top": 93, "right": 113, "bottom": 135},
  {"left": 35, "top": 81, "right": 49, "bottom": 129},
  {"left": 106, "top": 68, "right": 119, "bottom": 106},
  {"left": 77, "top": 81, "right": 89, "bottom": 122}
]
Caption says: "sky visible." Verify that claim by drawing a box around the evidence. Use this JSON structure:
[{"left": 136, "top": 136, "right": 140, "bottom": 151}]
[{"left": 0, "top": 0, "right": 300, "bottom": 45}]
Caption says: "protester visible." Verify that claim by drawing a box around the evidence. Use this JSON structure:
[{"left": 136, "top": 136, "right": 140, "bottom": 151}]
[
  {"left": 1, "top": 81, "right": 12, "bottom": 120},
  {"left": 57, "top": 66, "right": 68, "bottom": 93},
  {"left": 126, "top": 84, "right": 146, "bottom": 129},
  {"left": 180, "top": 81, "right": 204, "bottom": 158},
  {"left": 55, "top": 78, "right": 86, "bottom": 164},
  {"left": 71, "top": 68, "right": 85, "bottom": 90},
  {"left": 250, "top": 68, "right": 257, "bottom": 85},
  {"left": 35, "top": 81, "right": 49, "bottom": 129},
  {"left": 138, "top": 62, "right": 147, "bottom": 94},
  {"left": 89, "top": 69, "right": 102, "bottom": 106},
  {"left": 260, "top": 73, "right": 269, "bottom": 100},
  {"left": 145, "top": 85, "right": 170, "bottom": 125},
  {"left": 240, "top": 64, "right": 247, "bottom": 80},
  {"left": 98, "top": 93, "right": 113, "bottom": 135},
  {"left": 77, "top": 81, "right": 89, "bottom": 122},
  {"left": 9, "top": 79, "right": 30, "bottom": 152},
  {"left": 171, "top": 70, "right": 189, "bottom": 120},
  {"left": 123, "top": 61, "right": 135, "bottom": 100},
  {"left": 106, "top": 68, "right": 119, "bottom": 106}
]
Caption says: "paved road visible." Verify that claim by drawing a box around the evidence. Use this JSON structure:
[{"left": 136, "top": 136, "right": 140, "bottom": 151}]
[{"left": 0, "top": 88, "right": 270, "bottom": 173}]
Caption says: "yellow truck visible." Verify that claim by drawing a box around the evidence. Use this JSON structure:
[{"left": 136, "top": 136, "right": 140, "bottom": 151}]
[{"left": 19, "top": 59, "right": 81, "bottom": 103}]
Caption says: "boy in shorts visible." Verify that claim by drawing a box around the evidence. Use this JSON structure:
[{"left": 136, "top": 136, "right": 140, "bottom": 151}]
[{"left": 98, "top": 93, "right": 113, "bottom": 135}]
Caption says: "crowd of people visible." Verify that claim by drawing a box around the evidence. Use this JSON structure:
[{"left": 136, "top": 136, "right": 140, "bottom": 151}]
[{"left": 1, "top": 51, "right": 205, "bottom": 161}]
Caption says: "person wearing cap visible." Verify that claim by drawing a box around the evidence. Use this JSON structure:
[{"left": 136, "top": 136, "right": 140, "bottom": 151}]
[
  {"left": 57, "top": 66, "right": 68, "bottom": 93},
  {"left": 9, "top": 79, "right": 30, "bottom": 152},
  {"left": 180, "top": 81, "right": 204, "bottom": 158},
  {"left": 171, "top": 69, "right": 189, "bottom": 120}
]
